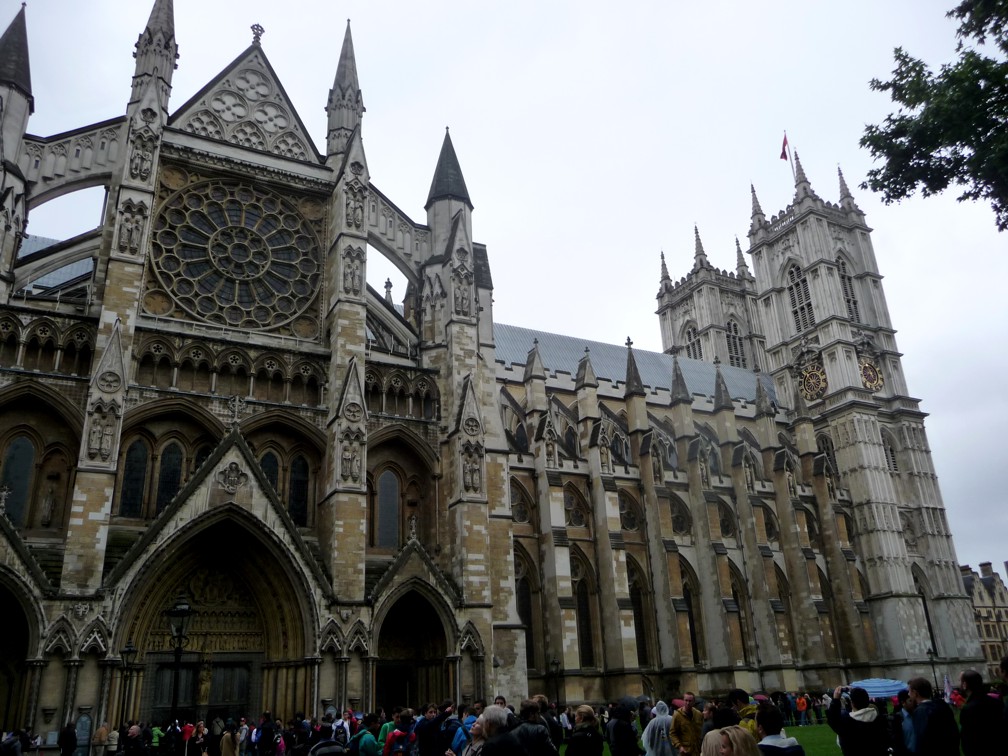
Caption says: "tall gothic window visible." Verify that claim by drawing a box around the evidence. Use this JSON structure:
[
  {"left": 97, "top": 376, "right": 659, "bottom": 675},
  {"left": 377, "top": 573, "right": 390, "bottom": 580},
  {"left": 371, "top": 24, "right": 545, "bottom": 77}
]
[
  {"left": 627, "top": 561, "right": 652, "bottom": 666},
  {"left": 514, "top": 549, "right": 537, "bottom": 670},
  {"left": 837, "top": 258, "right": 861, "bottom": 322},
  {"left": 685, "top": 326, "right": 702, "bottom": 360},
  {"left": 787, "top": 265, "right": 815, "bottom": 333},
  {"left": 725, "top": 320, "right": 746, "bottom": 368},
  {"left": 120, "top": 440, "right": 149, "bottom": 518},
  {"left": 375, "top": 470, "right": 400, "bottom": 548},
  {"left": 571, "top": 554, "right": 597, "bottom": 668},
  {"left": 1, "top": 435, "right": 35, "bottom": 526},
  {"left": 882, "top": 431, "right": 899, "bottom": 473},
  {"left": 155, "top": 442, "right": 184, "bottom": 514},
  {"left": 288, "top": 454, "right": 310, "bottom": 526},
  {"left": 260, "top": 452, "right": 280, "bottom": 490}
]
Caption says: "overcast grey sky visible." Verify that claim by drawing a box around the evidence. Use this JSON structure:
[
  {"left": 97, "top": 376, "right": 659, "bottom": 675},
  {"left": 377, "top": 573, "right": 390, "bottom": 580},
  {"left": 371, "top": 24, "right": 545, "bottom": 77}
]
[{"left": 11, "top": 0, "right": 1007, "bottom": 577}]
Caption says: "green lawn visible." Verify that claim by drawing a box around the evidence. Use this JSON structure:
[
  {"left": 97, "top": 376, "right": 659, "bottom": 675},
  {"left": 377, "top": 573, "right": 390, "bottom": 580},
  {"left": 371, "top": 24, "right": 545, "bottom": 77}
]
[{"left": 788, "top": 723, "right": 841, "bottom": 756}]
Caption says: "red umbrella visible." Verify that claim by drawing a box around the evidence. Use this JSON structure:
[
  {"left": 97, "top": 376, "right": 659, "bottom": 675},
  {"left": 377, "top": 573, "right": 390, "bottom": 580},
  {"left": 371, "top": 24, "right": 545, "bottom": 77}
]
[
  {"left": 671, "top": 698, "right": 685, "bottom": 707},
  {"left": 754, "top": 694, "right": 769, "bottom": 701}
]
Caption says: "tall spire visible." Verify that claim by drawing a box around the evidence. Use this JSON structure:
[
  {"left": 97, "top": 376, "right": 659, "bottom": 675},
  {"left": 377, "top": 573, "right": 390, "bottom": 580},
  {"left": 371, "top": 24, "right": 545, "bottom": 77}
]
[
  {"left": 735, "top": 237, "right": 750, "bottom": 279},
  {"left": 838, "top": 165, "right": 860, "bottom": 212},
  {"left": 669, "top": 355, "right": 691, "bottom": 405},
  {"left": 713, "top": 359, "right": 734, "bottom": 412},
  {"left": 692, "top": 225, "right": 709, "bottom": 270},
  {"left": 0, "top": 4, "right": 33, "bottom": 110},
  {"left": 575, "top": 348, "right": 598, "bottom": 390},
  {"left": 660, "top": 251, "right": 670, "bottom": 282},
  {"left": 426, "top": 128, "right": 472, "bottom": 210},
  {"left": 624, "top": 338, "right": 646, "bottom": 398},
  {"left": 749, "top": 184, "right": 765, "bottom": 233},
  {"left": 793, "top": 152, "right": 817, "bottom": 201},
  {"left": 326, "top": 20, "right": 365, "bottom": 158},
  {"left": 131, "top": 0, "right": 177, "bottom": 111}
]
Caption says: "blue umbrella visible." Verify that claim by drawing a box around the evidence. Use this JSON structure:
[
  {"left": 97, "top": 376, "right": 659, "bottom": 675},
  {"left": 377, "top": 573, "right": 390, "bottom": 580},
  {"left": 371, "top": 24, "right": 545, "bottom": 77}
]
[{"left": 847, "top": 678, "right": 908, "bottom": 698}]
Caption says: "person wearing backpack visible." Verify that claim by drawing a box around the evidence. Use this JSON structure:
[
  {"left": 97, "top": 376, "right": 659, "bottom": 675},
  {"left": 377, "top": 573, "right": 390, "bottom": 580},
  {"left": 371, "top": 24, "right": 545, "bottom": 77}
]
[
  {"left": 439, "top": 707, "right": 469, "bottom": 756},
  {"left": 382, "top": 712, "right": 414, "bottom": 756},
  {"left": 347, "top": 715, "right": 379, "bottom": 756}
]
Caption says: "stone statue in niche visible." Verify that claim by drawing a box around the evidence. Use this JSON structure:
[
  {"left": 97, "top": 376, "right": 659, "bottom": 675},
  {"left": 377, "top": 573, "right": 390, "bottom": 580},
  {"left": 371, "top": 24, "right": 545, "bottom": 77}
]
[
  {"left": 341, "top": 444, "right": 352, "bottom": 481},
  {"left": 350, "top": 449, "right": 361, "bottom": 482},
  {"left": 786, "top": 467, "right": 797, "bottom": 497},
  {"left": 546, "top": 439, "right": 556, "bottom": 468},
  {"left": 652, "top": 453, "right": 662, "bottom": 483},
  {"left": 825, "top": 469, "right": 836, "bottom": 500},
  {"left": 744, "top": 459, "right": 754, "bottom": 491},
  {"left": 408, "top": 513, "right": 418, "bottom": 541},
  {"left": 699, "top": 454, "right": 709, "bottom": 488},
  {"left": 40, "top": 483, "right": 56, "bottom": 527},
  {"left": 129, "top": 136, "right": 154, "bottom": 181},
  {"left": 217, "top": 461, "right": 248, "bottom": 494},
  {"left": 345, "top": 193, "right": 364, "bottom": 229},
  {"left": 599, "top": 443, "right": 610, "bottom": 473},
  {"left": 87, "top": 418, "right": 103, "bottom": 459},
  {"left": 462, "top": 453, "right": 482, "bottom": 493},
  {"left": 100, "top": 421, "right": 115, "bottom": 461}
]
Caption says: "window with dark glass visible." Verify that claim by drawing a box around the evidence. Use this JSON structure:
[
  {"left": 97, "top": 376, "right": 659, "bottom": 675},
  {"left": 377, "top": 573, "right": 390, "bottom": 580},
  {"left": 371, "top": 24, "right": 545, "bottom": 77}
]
[
  {"left": 516, "top": 574, "right": 535, "bottom": 669},
  {"left": 787, "top": 265, "right": 815, "bottom": 332},
  {"left": 376, "top": 470, "right": 399, "bottom": 548},
  {"left": 120, "top": 440, "right": 149, "bottom": 518},
  {"left": 260, "top": 452, "right": 279, "bottom": 491},
  {"left": 575, "top": 578, "right": 595, "bottom": 667},
  {"left": 288, "top": 455, "right": 309, "bottom": 526},
  {"left": 156, "top": 442, "right": 184, "bottom": 513},
  {"left": 1, "top": 435, "right": 35, "bottom": 526}
]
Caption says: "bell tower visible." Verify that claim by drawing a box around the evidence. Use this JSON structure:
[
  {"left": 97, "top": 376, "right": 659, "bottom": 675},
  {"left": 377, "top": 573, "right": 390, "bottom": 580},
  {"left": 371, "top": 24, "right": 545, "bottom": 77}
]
[{"left": 746, "top": 155, "right": 977, "bottom": 666}]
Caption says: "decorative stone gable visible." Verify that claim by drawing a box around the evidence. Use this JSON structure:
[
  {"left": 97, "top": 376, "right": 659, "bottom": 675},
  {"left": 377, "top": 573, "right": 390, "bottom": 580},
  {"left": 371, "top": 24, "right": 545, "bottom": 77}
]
[{"left": 172, "top": 49, "right": 315, "bottom": 162}]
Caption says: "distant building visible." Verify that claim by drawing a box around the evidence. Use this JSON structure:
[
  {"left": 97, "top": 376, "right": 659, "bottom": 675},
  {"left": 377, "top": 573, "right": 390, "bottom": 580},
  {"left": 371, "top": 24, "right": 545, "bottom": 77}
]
[
  {"left": 960, "top": 563, "right": 1008, "bottom": 679},
  {"left": 0, "top": 0, "right": 982, "bottom": 737}
]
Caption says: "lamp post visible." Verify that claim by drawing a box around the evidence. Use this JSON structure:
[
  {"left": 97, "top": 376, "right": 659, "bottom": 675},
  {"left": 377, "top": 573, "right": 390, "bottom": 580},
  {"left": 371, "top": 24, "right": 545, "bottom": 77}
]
[
  {"left": 549, "top": 657, "right": 561, "bottom": 704},
  {"left": 119, "top": 640, "right": 138, "bottom": 726},
  {"left": 926, "top": 647, "right": 939, "bottom": 696},
  {"left": 165, "top": 596, "right": 194, "bottom": 724}
]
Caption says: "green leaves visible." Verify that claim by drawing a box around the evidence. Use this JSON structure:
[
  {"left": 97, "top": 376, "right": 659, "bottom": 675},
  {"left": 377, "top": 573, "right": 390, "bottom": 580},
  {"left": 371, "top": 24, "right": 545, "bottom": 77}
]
[{"left": 861, "top": 1, "right": 1008, "bottom": 230}]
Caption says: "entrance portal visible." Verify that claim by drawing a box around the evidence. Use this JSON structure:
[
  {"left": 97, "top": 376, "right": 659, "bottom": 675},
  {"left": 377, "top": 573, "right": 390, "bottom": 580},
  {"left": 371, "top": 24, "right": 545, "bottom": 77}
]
[
  {"left": 375, "top": 591, "right": 449, "bottom": 711},
  {"left": 0, "top": 584, "right": 29, "bottom": 731}
]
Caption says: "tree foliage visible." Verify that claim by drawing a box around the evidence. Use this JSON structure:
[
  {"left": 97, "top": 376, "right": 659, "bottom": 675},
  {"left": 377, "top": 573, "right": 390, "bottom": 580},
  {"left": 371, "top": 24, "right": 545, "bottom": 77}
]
[{"left": 860, "top": 0, "right": 1008, "bottom": 230}]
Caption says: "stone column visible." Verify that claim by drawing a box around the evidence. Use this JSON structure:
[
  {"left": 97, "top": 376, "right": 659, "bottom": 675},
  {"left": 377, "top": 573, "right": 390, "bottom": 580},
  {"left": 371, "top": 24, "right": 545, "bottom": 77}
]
[
  {"left": 63, "top": 660, "right": 83, "bottom": 727},
  {"left": 26, "top": 659, "right": 47, "bottom": 730}
]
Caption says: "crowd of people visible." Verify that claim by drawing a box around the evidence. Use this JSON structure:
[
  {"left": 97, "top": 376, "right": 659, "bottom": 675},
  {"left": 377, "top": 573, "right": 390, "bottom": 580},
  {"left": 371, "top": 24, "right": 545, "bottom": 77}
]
[{"left": 4, "top": 657, "right": 1008, "bottom": 756}]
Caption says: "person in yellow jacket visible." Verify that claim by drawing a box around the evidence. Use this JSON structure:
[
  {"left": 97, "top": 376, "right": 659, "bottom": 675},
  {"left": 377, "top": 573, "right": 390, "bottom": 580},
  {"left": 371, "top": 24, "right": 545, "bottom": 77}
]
[
  {"left": 726, "top": 690, "right": 758, "bottom": 739},
  {"left": 669, "top": 695, "right": 703, "bottom": 756}
]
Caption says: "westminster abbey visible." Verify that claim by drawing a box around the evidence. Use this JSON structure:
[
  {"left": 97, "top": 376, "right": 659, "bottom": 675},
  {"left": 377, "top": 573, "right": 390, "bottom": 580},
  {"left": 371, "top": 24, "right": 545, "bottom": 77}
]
[{"left": 0, "top": 0, "right": 981, "bottom": 738}]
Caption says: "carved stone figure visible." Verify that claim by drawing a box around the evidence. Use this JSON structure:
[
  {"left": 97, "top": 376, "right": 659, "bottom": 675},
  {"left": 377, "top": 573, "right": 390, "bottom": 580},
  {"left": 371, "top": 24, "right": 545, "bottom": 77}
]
[
  {"left": 786, "top": 467, "right": 797, "bottom": 497},
  {"left": 350, "top": 449, "right": 361, "bottom": 482},
  {"left": 599, "top": 443, "right": 610, "bottom": 473},
  {"left": 341, "top": 444, "right": 352, "bottom": 481},
  {"left": 87, "top": 420, "right": 102, "bottom": 459},
  {"left": 217, "top": 461, "right": 248, "bottom": 493},
  {"left": 408, "top": 513, "right": 418, "bottom": 541},
  {"left": 40, "top": 484, "right": 56, "bottom": 527},
  {"left": 100, "top": 420, "right": 114, "bottom": 461}
]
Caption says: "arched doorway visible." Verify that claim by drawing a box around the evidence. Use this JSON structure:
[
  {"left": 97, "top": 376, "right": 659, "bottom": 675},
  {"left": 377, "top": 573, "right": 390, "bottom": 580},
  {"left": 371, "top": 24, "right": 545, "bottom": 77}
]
[
  {"left": 375, "top": 591, "right": 449, "bottom": 711},
  {"left": 119, "top": 515, "right": 316, "bottom": 724},
  {"left": 0, "top": 582, "right": 31, "bottom": 730}
]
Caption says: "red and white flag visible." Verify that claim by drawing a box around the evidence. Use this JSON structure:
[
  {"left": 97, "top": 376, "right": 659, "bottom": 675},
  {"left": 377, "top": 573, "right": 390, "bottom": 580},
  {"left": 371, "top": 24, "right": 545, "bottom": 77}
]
[{"left": 780, "top": 133, "right": 790, "bottom": 161}]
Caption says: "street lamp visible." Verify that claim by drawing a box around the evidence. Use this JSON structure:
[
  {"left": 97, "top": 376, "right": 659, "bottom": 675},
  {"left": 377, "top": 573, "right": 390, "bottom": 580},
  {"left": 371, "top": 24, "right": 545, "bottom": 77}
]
[
  {"left": 165, "top": 595, "right": 194, "bottom": 724},
  {"left": 925, "top": 647, "right": 939, "bottom": 696},
  {"left": 119, "top": 640, "right": 138, "bottom": 726}
]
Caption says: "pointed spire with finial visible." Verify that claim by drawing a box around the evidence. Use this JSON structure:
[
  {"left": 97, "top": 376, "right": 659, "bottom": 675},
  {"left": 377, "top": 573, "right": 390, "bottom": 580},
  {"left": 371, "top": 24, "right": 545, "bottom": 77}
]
[
  {"left": 426, "top": 127, "right": 472, "bottom": 210},
  {"left": 624, "top": 338, "right": 646, "bottom": 398},
  {"left": 735, "top": 237, "right": 750, "bottom": 279},
  {"left": 793, "top": 152, "right": 818, "bottom": 201},
  {"left": 660, "top": 251, "right": 670, "bottom": 282},
  {"left": 693, "top": 225, "right": 709, "bottom": 270},
  {"left": 713, "top": 358, "right": 734, "bottom": 411},
  {"left": 523, "top": 338, "right": 546, "bottom": 382},
  {"left": 669, "top": 354, "right": 692, "bottom": 405},
  {"left": 326, "top": 20, "right": 365, "bottom": 158},
  {"left": 131, "top": 0, "right": 177, "bottom": 110},
  {"left": 749, "top": 184, "right": 765, "bottom": 232},
  {"left": 837, "top": 165, "right": 860, "bottom": 212},
  {"left": 754, "top": 367, "right": 775, "bottom": 417},
  {"left": 575, "top": 347, "right": 598, "bottom": 390},
  {"left": 0, "top": 3, "right": 32, "bottom": 111},
  {"left": 791, "top": 380, "right": 811, "bottom": 420}
]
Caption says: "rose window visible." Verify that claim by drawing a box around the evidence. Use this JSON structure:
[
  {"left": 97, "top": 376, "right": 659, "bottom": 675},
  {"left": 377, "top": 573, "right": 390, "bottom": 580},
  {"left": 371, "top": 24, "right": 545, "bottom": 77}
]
[{"left": 151, "top": 180, "right": 322, "bottom": 329}]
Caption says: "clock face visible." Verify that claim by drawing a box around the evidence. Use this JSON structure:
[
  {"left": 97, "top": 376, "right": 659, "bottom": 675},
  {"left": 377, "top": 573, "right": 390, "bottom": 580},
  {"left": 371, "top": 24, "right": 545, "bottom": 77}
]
[
  {"left": 800, "top": 364, "right": 827, "bottom": 401},
  {"left": 859, "top": 357, "right": 884, "bottom": 392}
]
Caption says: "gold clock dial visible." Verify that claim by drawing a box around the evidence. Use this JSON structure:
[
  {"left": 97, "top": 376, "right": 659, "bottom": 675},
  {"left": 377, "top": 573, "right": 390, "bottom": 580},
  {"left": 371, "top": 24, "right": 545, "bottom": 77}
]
[
  {"left": 800, "top": 364, "right": 827, "bottom": 401},
  {"left": 859, "top": 357, "right": 884, "bottom": 391}
]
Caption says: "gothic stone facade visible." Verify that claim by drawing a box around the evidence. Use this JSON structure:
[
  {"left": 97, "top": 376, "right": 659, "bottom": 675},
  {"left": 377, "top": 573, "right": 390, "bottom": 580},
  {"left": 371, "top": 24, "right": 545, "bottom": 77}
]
[{"left": 0, "top": 2, "right": 981, "bottom": 736}]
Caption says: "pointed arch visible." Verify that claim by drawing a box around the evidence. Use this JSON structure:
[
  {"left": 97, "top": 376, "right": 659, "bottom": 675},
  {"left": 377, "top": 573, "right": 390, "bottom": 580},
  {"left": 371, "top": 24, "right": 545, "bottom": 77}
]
[
  {"left": 372, "top": 577, "right": 458, "bottom": 652},
  {"left": 43, "top": 615, "right": 77, "bottom": 656},
  {"left": 727, "top": 560, "right": 755, "bottom": 665},
  {"left": 626, "top": 555, "right": 654, "bottom": 667},
  {"left": 78, "top": 617, "right": 111, "bottom": 657},
  {"left": 319, "top": 618, "right": 344, "bottom": 655},
  {"left": 458, "top": 620, "right": 485, "bottom": 656},
  {"left": 725, "top": 318, "right": 747, "bottom": 368},
  {"left": 562, "top": 483, "right": 591, "bottom": 529},
  {"left": 123, "top": 397, "right": 227, "bottom": 439},
  {"left": 509, "top": 477, "right": 535, "bottom": 527},
  {"left": 513, "top": 541, "right": 541, "bottom": 671},
  {"left": 682, "top": 321, "right": 703, "bottom": 360},
  {"left": 367, "top": 425, "right": 440, "bottom": 471},
  {"left": 835, "top": 253, "right": 861, "bottom": 323},
  {"left": 347, "top": 620, "right": 370, "bottom": 655},
  {"left": 569, "top": 546, "right": 599, "bottom": 668},
  {"left": 881, "top": 428, "right": 900, "bottom": 473},
  {"left": 784, "top": 262, "right": 815, "bottom": 333},
  {"left": 0, "top": 381, "right": 86, "bottom": 436},
  {"left": 678, "top": 556, "right": 705, "bottom": 665},
  {"left": 0, "top": 565, "right": 46, "bottom": 657}
]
